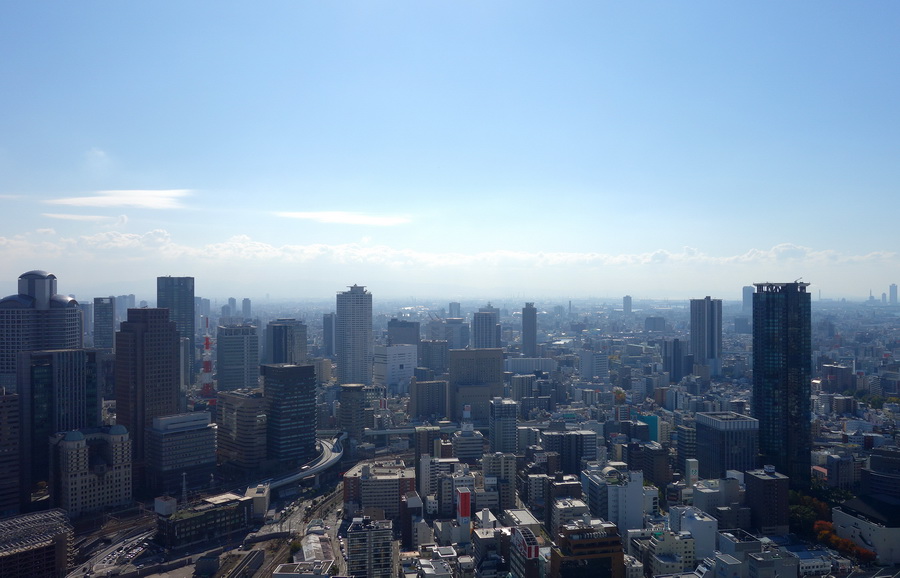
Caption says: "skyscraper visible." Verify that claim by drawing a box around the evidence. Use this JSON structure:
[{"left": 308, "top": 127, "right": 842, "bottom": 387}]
[
  {"left": 339, "top": 383, "right": 369, "bottom": 443},
  {"left": 93, "top": 297, "right": 116, "bottom": 350},
  {"left": 0, "top": 390, "right": 20, "bottom": 517},
  {"left": 346, "top": 517, "right": 396, "bottom": 578},
  {"left": 890, "top": 283, "right": 898, "bottom": 306},
  {"left": 448, "top": 348, "right": 504, "bottom": 422},
  {"left": 408, "top": 379, "right": 448, "bottom": 421},
  {"left": 262, "top": 364, "right": 317, "bottom": 463},
  {"left": 752, "top": 282, "right": 811, "bottom": 489},
  {"left": 322, "top": 313, "right": 336, "bottom": 358},
  {"left": 156, "top": 276, "right": 195, "bottom": 340},
  {"left": 265, "top": 319, "right": 307, "bottom": 365},
  {"left": 387, "top": 318, "right": 420, "bottom": 347},
  {"left": 336, "top": 285, "right": 373, "bottom": 385},
  {"left": 156, "top": 276, "right": 195, "bottom": 384},
  {"left": 471, "top": 305, "right": 500, "bottom": 349},
  {"left": 217, "top": 324, "right": 260, "bottom": 391},
  {"left": 522, "top": 302, "right": 537, "bottom": 358},
  {"left": 0, "top": 271, "right": 82, "bottom": 390},
  {"left": 114, "top": 308, "right": 181, "bottom": 486},
  {"left": 690, "top": 296, "right": 722, "bottom": 376},
  {"left": 694, "top": 412, "right": 759, "bottom": 479},
  {"left": 623, "top": 295, "right": 632, "bottom": 314},
  {"left": 241, "top": 298, "right": 251, "bottom": 319},
  {"left": 18, "top": 349, "right": 103, "bottom": 505},
  {"left": 216, "top": 388, "right": 267, "bottom": 471},
  {"left": 489, "top": 398, "right": 518, "bottom": 453},
  {"left": 743, "top": 285, "right": 754, "bottom": 314}
]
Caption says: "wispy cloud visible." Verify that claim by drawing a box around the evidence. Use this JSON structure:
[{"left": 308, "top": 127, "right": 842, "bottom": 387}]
[
  {"left": 43, "top": 213, "right": 116, "bottom": 222},
  {"left": 275, "top": 211, "right": 411, "bottom": 226},
  {"left": 0, "top": 194, "right": 24, "bottom": 200},
  {"left": 44, "top": 189, "right": 191, "bottom": 209}
]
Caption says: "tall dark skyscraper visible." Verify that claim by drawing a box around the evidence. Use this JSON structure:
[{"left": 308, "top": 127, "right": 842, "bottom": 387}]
[
  {"left": 115, "top": 308, "right": 181, "bottom": 486},
  {"left": 695, "top": 411, "right": 759, "bottom": 479},
  {"left": 93, "top": 296, "right": 116, "bottom": 350},
  {"left": 387, "top": 318, "right": 420, "bottom": 347},
  {"left": 752, "top": 282, "right": 811, "bottom": 489},
  {"left": 336, "top": 285, "right": 373, "bottom": 385},
  {"left": 522, "top": 302, "right": 537, "bottom": 358},
  {"left": 156, "top": 276, "right": 195, "bottom": 339},
  {"left": 18, "top": 349, "right": 103, "bottom": 505},
  {"left": 156, "top": 276, "right": 195, "bottom": 384},
  {"left": 690, "top": 296, "right": 722, "bottom": 376},
  {"left": 0, "top": 390, "right": 19, "bottom": 517},
  {"left": 0, "top": 271, "right": 82, "bottom": 390},
  {"left": 265, "top": 319, "right": 307, "bottom": 365},
  {"left": 262, "top": 364, "right": 317, "bottom": 463}
]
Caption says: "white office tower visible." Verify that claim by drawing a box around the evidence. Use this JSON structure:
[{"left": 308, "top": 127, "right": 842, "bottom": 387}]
[
  {"left": 581, "top": 465, "right": 646, "bottom": 531},
  {"left": 346, "top": 517, "right": 396, "bottom": 578},
  {"left": 471, "top": 304, "right": 500, "bottom": 349},
  {"left": 336, "top": 285, "right": 373, "bottom": 385},
  {"left": 670, "top": 505, "right": 718, "bottom": 559},
  {"left": 373, "top": 344, "right": 417, "bottom": 395},
  {"left": 579, "top": 349, "right": 609, "bottom": 383},
  {"left": 419, "top": 455, "right": 459, "bottom": 497}
]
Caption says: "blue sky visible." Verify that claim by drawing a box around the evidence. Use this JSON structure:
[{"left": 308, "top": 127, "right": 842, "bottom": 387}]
[{"left": 2, "top": 2, "right": 898, "bottom": 302}]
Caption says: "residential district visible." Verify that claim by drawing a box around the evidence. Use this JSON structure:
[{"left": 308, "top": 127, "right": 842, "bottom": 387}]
[{"left": 0, "top": 271, "right": 899, "bottom": 578}]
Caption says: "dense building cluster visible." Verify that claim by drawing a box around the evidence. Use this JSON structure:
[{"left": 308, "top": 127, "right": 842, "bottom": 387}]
[{"left": 0, "top": 270, "right": 899, "bottom": 576}]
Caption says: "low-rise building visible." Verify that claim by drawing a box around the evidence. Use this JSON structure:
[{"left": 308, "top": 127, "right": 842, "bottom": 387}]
[
  {"left": 0, "top": 509, "right": 73, "bottom": 578},
  {"left": 343, "top": 460, "right": 416, "bottom": 520},
  {"left": 832, "top": 496, "right": 900, "bottom": 565},
  {"left": 156, "top": 492, "right": 253, "bottom": 549},
  {"left": 549, "top": 517, "right": 624, "bottom": 578}
]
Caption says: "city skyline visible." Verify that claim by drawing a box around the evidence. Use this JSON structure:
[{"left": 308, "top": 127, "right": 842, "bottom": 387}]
[{"left": 2, "top": 3, "right": 900, "bottom": 300}]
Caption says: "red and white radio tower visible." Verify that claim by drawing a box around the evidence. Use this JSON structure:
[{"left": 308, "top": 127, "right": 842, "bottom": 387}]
[{"left": 200, "top": 316, "right": 216, "bottom": 399}]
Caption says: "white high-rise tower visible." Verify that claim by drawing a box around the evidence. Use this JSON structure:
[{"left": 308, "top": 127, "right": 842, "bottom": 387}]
[{"left": 336, "top": 285, "right": 373, "bottom": 385}]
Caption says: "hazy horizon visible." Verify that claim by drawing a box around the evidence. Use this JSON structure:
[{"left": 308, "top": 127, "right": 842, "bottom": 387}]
[{"left": 3, "top": 2, "right": 899, "bottom": 302}]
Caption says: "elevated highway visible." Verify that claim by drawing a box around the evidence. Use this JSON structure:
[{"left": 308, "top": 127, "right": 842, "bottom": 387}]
[{"left": 268, "top": 434, "right": 346, "bottom": 491}]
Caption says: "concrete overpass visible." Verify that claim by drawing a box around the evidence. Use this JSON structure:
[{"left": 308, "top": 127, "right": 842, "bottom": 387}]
[{"left": 269, "top": 434, "right": 346, "bottom": 491}]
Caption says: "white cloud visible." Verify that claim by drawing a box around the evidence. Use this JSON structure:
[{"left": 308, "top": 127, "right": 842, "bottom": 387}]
[
  {"left": 1, "top": 230, "right": 896, "bottom": 300},
  {"left": 275, "top": 211, "right": 411, "bottom": 226},
  {"left": 44, "top": 189, "right": 191, "bottom": 209},
  {"left": 43, "top": 213, "right": 116, "bottom": 222},
  {"left": 0, "top": 194, "right": 24, "bottom": 200}
]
